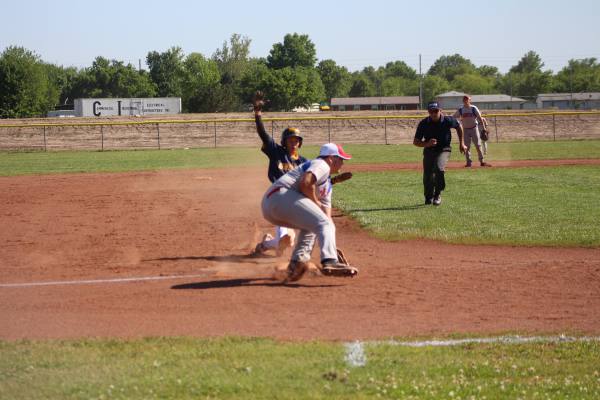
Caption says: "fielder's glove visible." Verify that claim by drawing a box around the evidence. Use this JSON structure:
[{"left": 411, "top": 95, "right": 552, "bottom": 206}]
[
  {"left": 480, "top": 128, "right": 489, "bottom": 141},
  {"left": 331, "top": 172, "right": 353, "bottom": 185},
  {"left": 252, "top": 90, "right": 265, "bottom": 112}
]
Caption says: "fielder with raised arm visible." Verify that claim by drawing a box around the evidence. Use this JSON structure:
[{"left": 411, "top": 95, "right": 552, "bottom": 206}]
[{"left": 252, "top": 91, "right": 307, "bottom": 255}]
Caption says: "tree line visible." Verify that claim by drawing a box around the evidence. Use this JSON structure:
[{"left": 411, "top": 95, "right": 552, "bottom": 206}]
[{"left": 2, "top": 33, "right": 600, "bottom": 118}]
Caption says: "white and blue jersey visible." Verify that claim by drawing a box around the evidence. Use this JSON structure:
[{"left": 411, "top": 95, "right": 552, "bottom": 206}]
[{"left": 269, "top": 159, "right": 332, "bottom": 209}]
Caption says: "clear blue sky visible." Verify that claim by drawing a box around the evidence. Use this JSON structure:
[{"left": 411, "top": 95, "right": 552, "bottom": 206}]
[{"left": 1, "top": 0, "right": 598, "bottom": 73}]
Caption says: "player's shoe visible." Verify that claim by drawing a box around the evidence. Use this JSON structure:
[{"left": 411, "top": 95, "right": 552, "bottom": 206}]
[
  {"left": 432, "top": 194, "right": 442, "bottom": 206},
  {"left": 276, "top": 234, "right": 293, "bottom": 256},
  {"left": 480, "top": 162, "right": 492, "bottom": 167},
  {"left": 320, "top": 261, "right": 358, "bottom": 278},
  {"left": 465, "top": 161, "right": 472, "bottom": 167},
  {"left": 253, "top": 234, "right": 273, "bottom": 255},
  {"left": 284, "top": 260, "right": 309, "bottom": 282}
]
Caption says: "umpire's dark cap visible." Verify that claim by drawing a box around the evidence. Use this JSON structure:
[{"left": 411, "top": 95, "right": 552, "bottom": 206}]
[{"left": 427, "top": 101, "right": 441, "bottom": 110}]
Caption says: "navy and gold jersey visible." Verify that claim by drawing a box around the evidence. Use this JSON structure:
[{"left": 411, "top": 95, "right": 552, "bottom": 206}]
[{"left": 256, "top": 115, "right": 308, "bottom": 182}]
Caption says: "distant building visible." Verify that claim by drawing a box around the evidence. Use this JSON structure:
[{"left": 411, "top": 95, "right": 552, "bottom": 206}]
[
  {"left": 536, "top": 93, "right": 600, "bottom": 110},
  {"left": 292, "top": 103, "right": 320, "bottom": 112},
  {"left": 57, "top": 98, "right": 182, "bottom": 117},
  {"left": 436, "top": 91, "right": 526, "bottom": 110},
  {"left": 330, "top": 96, "right": 419, "bottom": 111}
]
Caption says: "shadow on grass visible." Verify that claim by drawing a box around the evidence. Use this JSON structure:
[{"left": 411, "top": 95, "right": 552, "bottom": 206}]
[{"left": 346, "top": 203, "right": 427, "bottom": 212}]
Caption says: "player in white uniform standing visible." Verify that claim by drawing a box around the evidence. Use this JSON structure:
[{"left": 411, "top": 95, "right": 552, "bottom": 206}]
[
  {"left": 453, "top": 95, "right": 491, "bottom": 167},
  {"left": 261, "top": 143, "right": 358, "bottom": 282}
]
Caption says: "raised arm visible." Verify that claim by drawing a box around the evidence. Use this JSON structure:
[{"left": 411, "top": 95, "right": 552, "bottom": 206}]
[{"left": 253, "top": 91, "right": 271, "bottom": 144}]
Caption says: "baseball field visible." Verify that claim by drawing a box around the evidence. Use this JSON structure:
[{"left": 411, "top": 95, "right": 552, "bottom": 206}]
[{"left": 1, "top": 141, "right": 600, "bottom": 399}]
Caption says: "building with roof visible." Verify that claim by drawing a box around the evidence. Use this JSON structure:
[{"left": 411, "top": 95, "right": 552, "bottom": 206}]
[
  {"left": 435, "top": 91, "right": 527, "bottom": 110},
  {"left": 536, "top": 93, "right": 600, "bottom": 110},
  {"left": 330, "top": 96, "right": 420, "bottom": 111}
]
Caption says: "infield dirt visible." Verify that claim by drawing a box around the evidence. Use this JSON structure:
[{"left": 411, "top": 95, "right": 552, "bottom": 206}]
[{"left": 1, "top": 163, "right": 599, "bottom": 341}]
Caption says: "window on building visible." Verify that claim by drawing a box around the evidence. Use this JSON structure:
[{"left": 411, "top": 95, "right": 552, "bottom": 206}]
[{"left": 354, "top": 105, "right": 360, "bottom": 111}]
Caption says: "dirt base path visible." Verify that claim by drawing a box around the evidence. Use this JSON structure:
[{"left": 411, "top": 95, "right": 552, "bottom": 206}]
[{"left": 1, "top": 162, "right": 599, "bottom": 341}]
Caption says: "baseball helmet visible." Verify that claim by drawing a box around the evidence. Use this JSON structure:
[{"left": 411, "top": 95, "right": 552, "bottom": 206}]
[{"left": 280, "top": 127, "right": 303, "bottom": 148}]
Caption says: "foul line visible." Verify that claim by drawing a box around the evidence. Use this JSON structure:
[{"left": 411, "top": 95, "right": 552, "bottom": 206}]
[
  {"left": 0, "top": 273, "right": 211, "bottom": 288},
  {"left": 345, "top": 335, "right": 600, "bottom": 367}
]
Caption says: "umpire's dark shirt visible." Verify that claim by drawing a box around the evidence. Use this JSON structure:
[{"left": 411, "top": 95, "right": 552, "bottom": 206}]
[
  {"left": 256, "top": 115, "right": 307, "bottom": 183},
  {"left": 414, "top": 114, "right": 459, "bottom": 153}
]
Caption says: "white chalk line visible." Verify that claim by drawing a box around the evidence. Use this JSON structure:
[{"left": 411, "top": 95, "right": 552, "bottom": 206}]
[
  {"left": 0, "top": 273, "right": 213, "bottom": 288},
  {"left": 345, "top": 335, "right": 600, "bottom": 367}
]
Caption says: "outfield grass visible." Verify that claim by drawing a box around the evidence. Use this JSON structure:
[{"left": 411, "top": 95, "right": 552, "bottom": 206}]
[
  {"left": 1, "top": 337, "right": 598, "bottom": 399},
  {"left": 334, "top": 165, "right": 600, "bottom": 247},
  {"left": 1, "top": 140, "right": 599, "bottom": 176}
]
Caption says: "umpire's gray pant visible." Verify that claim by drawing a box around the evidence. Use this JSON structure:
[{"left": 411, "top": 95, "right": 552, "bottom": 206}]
[{"left": 261, "top": 187, "right": 337, "bottom": 263}]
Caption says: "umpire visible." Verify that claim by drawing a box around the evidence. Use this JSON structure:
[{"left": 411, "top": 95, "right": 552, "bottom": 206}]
[{"left": 413, "top": 101, "right": 466, "bottom": 206}]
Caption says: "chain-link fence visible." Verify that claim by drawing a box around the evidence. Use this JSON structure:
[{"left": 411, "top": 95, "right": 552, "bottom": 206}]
[{"left": 1, "top": 111, "right": 599, "bottom": 151}]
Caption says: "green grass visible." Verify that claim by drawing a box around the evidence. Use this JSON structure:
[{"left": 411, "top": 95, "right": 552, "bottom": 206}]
[
  {"left": 334, "top": 165, "right": 600, "bottom": 247},
  {"left": 1, "top": 140, "right": 599, "bottom": 176},
  {"left": 1, "top": 337, "right": 598, "bottom": 399},
  {"left": 343, "top": 140, "right": 600, "bottom": 164}
]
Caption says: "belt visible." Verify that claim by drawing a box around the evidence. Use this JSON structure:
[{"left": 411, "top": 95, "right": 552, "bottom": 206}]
[{"left": 266, "top": 186, "right": 282, "bottom": 199}]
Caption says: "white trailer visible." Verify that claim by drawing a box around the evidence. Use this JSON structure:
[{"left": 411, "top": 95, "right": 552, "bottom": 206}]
[{"left": 74, "top": 98, "right": 181, "bottom": 117}]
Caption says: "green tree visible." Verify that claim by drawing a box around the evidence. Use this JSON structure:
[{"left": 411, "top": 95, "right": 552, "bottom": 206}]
[
  {"left": 499, "top": 71, "right": 552, "bottom": 100},
  {"left": 553, "top": 58, "right": 600, "bottom": 93},
  {"left": 181, "top": 53, "right": 221, "bottom": 112},
  {"left": 477, "top": 65, "right": 500, "bottom": 78},
  {"left": 267, "top": 33, "right": 317, "bottom": 69},
  {"left": 213, "top": 33, "right": 251, "bottom": 82},
  {"left": 428, "top": 54, "right": 476, "bottom": 82},
  {"left": 239, "top": 59, "right": 273, "bottom": 106},
  {"left": 380, "top": 76, "right": 418, "bottom": 96},
  {"left": 510, "top": 50, "right": 545, "bottom": 74},
  {"left": 268, "top": 67, "right": 325, "bottom": 111},
  {"left": 146, "top": 46, "right": 185, "bottom": 97},
  {"left": 382, "top": 60, "right": 418, "bottom": 80},
  {"left": 212, "top": 34, "right": 252, "bottom": 111},
  {"left": 497, "top": 51, "right": 553, "bottom": 99},
  {"left": 244, "top": 65, "right": 324, "bottom": 111},
  {"left": 44, "top": 64, "right": 78, "bottom": 106},
  {"left": 0, "top": 46, "right": 51, "bottom": 118},
  {"left": 422, "top": 75, "right": 450, "bottom": 105},
  {"left": 68, "top": 57, "right": 156, "bottom": 99},
  {"left": 316, "top": 59, "right": 352, "bottom": 100},
  {"left": 452, "top": 73, "right": 495, "bottom": 94},
  {"left": 349, "top": 73, "right": 377, "bottom": 97},
  {"left": 360, "top": 66, "right": 384, "bottom": 95}
]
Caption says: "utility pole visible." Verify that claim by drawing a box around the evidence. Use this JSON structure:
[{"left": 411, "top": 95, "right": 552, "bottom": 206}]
[
  {"left": 419, "top": 54, "right": 423, "bottom": 109},
  {"left": 570, "top": 65, "right": 574, "bottom": 109},
  {"left": 509, "top": 73, "right": 513, "bottom": 109}
]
